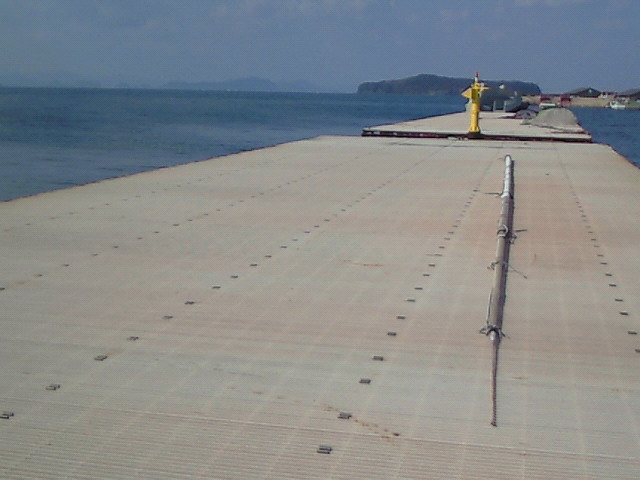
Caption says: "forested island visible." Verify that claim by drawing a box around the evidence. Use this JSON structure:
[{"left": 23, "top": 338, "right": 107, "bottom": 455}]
[{"left": 357, "top": 73, "right": 541, "bottom": 96}]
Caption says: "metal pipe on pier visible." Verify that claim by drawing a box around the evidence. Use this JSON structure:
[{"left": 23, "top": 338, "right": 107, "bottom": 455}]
[{"left": 482, "top": 154, "right": 514, "bottom": 427}]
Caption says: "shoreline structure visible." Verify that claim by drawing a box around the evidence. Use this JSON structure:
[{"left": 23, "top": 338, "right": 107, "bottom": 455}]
[{"left": 1, "top": 111, "right": 638, "bottom": 478}]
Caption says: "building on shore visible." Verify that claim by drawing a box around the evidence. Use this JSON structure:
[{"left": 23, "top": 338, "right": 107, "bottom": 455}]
[
  {"left": 565, "top": 87, "right": 601, "bottom": 98},
  {"left": 523, "top": 86, "right": 617, "bottom": 108},
  {"left": 618, "top": 87, "right": 640, "bottom": 100}
]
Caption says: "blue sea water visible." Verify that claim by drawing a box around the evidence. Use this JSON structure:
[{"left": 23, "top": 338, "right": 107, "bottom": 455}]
[
  {"left": 0, "top": 87, "right": 637, "bottom": 202},
  {"left": 0, "top": 88, "right": 466, "bottom": 201},
  {"left": 570, "top": 107, "right": 640, "bottom": 168}
]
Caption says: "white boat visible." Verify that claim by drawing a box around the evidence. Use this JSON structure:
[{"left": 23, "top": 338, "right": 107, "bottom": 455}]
[
  {"left": 538, "top": 100, "right": 557, "bottom": 109},
  {"left": 609, "top": 100, "right": 626, "bottom": 110}
]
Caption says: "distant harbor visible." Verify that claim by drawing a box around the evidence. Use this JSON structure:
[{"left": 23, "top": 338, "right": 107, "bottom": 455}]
[{"left": 523, "top": 87, "right": 640, "bottom": 110}]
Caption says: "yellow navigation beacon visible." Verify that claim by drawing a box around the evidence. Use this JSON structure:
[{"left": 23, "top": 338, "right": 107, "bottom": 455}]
[{"left": 461, "top": 72, "right": 489, "bottom": 138}]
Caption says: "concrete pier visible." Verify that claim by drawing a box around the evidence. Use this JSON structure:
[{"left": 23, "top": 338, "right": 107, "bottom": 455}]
[
  {"left": 363, "top": 110, "right": 593, "bottom": 142},
  {"left": 1, "top": 113, "right": 638, "bottom": 479}
]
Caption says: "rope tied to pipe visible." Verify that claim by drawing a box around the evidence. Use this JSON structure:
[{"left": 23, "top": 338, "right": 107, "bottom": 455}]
[
  {"left": 487, "top": 260, "right": 527, "bottom": 279},
  {"left": 479, "top": 324, "right": 505, "bottom": 338}
]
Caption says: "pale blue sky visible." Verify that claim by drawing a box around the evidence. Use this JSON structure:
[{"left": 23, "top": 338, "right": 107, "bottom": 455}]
[{"left": 1, "top": 0, "right": 638, "bottom": 92}]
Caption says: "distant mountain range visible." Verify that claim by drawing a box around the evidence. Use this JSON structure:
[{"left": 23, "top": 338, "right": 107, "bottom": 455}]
[
  {"left": 357, "top": 73, "right": 541, "bottom": 96},
  {"left": 0, "top": 73, "right": 330, "bottom": 92},
  {"left": 162, "top": 77, "right": 322, "bottom": 92},
  {"left": 0, "top": 72, "right": 542, "bottom": 95}
]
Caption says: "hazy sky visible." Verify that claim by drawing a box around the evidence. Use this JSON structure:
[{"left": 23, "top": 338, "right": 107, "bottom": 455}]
[{"left": 1, "top": 0, "right": 638, "bottom": 92}]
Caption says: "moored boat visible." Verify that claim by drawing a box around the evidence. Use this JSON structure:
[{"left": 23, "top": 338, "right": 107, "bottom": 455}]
[{"left": 609, "top": 100, "right": 627, "bottom": 110}]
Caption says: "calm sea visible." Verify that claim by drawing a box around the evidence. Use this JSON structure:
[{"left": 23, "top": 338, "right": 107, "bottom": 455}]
[
  {"left": 569, "top": 107, "right": 640, "bottom": 169},
  {"left": 0, "top": 88, "right": 637, "bottom": 201}
]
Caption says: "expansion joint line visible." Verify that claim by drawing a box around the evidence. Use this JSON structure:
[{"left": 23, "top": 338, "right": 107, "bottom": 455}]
[{"left": 480, "top": 154, "right": 514, "bottom": 428}]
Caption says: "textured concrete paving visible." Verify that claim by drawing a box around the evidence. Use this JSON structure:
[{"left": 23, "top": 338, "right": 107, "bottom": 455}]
[{"left": 0, "top": 116, "right": 638, "bottom": 478}]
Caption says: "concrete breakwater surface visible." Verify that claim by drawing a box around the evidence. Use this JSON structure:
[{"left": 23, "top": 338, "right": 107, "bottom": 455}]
[{"left": 1, "top": 112, "right": 639, "bottom": 479}]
